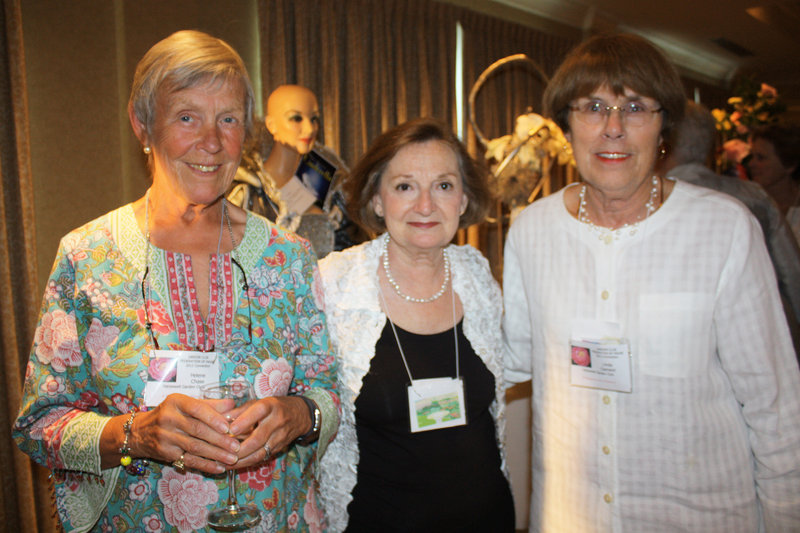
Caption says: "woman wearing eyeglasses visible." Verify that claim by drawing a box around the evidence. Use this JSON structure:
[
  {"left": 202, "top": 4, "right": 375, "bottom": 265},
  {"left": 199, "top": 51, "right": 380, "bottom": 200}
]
[
  {"left": 503, "top": 34, "right": 800, "bottom": 531},
  {"left": 13, "top": 31, "right": 338, "bottom": 532}
]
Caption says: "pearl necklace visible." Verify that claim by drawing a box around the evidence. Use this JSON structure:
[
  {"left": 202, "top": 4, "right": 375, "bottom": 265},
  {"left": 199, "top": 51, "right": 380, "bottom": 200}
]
[
  {"left": 382, "top": 234, "right": 450, "bottom": 304},
  {"left": 578, "top": 175, "right": 660, "bottom": 243}
]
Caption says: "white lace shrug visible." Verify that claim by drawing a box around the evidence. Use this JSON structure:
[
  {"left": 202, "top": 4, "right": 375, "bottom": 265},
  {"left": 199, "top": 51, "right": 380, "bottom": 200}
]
[{"left": 317, "top": 235, "right": 509, "bottom": 532}]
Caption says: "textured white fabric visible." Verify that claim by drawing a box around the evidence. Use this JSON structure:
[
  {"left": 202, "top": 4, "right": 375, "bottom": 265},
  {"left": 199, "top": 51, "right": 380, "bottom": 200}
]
[
  {"left": 504, "top": 180, "right": 800, "bottom": 533},
  {"left": 318, "top": 235, "right": 508, "bottom": 532}
]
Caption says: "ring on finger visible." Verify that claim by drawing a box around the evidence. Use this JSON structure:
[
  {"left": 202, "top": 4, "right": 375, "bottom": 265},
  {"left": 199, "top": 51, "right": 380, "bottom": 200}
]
[
  {"left": 263, "top": 442, "right": 272, "bottom": 460},
  {"left": 172, "top": 452, "right": 186, "bottom": 473}
]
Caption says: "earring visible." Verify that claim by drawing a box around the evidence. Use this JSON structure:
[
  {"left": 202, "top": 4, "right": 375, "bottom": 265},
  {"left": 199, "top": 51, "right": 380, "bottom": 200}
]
[{"left": 143, "top": 146, "right": 151, "bottom": 155}]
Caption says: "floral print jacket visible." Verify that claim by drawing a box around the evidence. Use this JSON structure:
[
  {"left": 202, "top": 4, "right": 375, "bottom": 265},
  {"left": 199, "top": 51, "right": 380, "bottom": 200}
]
[{"left": 13, "top": 204, "right": 339, "bottom": 532}]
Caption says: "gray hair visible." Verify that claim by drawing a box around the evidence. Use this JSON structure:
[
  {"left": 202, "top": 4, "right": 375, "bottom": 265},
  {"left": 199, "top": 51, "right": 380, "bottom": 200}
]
[
  {"left": 129, "top": 30, "right": 255, "bottom": 141},
  {"left": 670, "top": 101, "right": 716, "bottom": 166}
]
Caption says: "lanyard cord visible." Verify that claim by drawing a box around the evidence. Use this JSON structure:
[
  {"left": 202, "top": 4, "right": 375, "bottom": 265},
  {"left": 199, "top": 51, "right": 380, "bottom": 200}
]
[{"left": 377, "top": 247, "right": 460, "bottom": 383}]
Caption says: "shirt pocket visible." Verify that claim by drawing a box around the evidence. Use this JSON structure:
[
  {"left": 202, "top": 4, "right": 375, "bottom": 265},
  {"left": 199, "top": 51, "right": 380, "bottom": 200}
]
[{"left": 638, "top": 292, "right": 714, "bottom": 378}]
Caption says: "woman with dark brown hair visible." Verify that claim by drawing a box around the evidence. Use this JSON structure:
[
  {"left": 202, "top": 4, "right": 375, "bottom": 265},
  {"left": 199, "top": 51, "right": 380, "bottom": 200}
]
[{"left": 318, "top": 117, "right": 514, "bottom": 532}]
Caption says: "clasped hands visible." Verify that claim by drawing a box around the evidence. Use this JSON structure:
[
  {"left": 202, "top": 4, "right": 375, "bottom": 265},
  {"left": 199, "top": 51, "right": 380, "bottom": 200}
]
[{"left": 129, "top": 393, "right": 310, "bottom": 474}]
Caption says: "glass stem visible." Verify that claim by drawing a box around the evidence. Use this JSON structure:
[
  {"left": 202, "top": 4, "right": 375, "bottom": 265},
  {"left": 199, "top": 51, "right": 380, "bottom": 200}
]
[{"left": 227, "top": 470, "right": 237, "bottom": 507}]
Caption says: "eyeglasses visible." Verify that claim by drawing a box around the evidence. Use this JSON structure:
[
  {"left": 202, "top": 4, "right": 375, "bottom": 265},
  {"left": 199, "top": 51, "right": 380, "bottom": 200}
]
[
  {"left": 569, "top": 100, "right": 663, "bottom": 127},
  {"left": 141, "top": 256, "right": 252, "bottom": 352}
]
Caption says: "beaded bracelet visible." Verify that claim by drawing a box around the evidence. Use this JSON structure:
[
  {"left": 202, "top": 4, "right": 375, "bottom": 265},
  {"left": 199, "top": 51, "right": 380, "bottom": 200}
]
[
  {"left": 119, "top": 409, "right": 137, "bottom": 466},
  {"left": 119, "top": 408, "right": 149, "bottom": 476}
]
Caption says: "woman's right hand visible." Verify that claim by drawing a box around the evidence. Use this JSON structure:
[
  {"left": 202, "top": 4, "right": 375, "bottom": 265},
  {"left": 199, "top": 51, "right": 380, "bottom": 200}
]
[{"left": 100, "top": 393, "right": 242, "bottom": 474}]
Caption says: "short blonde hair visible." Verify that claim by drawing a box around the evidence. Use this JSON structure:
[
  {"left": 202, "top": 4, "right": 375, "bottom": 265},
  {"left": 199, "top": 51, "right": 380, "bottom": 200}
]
[{"left": 129, "top": 30, "right": 255, "bottom": 142}]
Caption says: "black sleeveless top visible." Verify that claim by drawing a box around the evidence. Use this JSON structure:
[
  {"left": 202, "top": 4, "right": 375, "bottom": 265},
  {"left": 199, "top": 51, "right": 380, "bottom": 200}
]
[{"left": 345, "top": 320, "right": 514, "bottom": 533}]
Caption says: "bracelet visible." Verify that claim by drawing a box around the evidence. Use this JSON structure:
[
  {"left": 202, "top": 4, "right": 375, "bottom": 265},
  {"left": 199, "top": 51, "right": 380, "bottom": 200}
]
[
  {"left": 119, "top": 408, "right": 149, "bottom": 475},
  {"left": 119, "top": 409, "right": 137, "bottom": 466},
  {"left": 295, "top": 395, "right": 321, "bottom": 446}
]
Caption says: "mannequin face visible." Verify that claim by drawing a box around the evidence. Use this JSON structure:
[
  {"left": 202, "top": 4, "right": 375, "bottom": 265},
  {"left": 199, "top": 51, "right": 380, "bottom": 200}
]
[{"left": 265, "top": 85, "right": 320, "bottom": 154}]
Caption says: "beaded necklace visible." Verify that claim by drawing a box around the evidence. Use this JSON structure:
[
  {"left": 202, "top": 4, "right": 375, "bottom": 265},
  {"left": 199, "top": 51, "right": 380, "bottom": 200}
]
[
  {"left": 577, "top": 175, "right": 660, "bottom": 242},
  {"left": 382, "top": 233, "right": 450, "bottom": 304}
]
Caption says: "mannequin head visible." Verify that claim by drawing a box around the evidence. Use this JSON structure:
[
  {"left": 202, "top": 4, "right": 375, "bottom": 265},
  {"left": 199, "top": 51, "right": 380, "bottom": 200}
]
[{"left": 265, "top": 85, "right": 320, "bottom": 155}]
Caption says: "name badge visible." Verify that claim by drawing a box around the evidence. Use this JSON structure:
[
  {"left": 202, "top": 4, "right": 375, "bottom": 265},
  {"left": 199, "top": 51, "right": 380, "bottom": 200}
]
[
  {"left": 570, "top": 319, "right": 632, "bottom": 393},
  {"left": 407, "top": 377, "right": 467, "bottom": 433},
  {"left": 143, "top": 349, "right": 221, "bottom": 407},
  {"left": 570, "top": 340, "right": 632, "bottom": 392}
]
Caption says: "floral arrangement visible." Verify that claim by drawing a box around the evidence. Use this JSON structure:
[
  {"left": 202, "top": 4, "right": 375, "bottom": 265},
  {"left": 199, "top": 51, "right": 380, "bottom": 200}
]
[
  {"left": 485, "top": 112, "right": 574, "bottom": 207},
  {"left": 710, "top": 78, "right": 786, "bottom": 176},
  {"left": 711, "top": 79, "right": 785, "bottom": 142}
]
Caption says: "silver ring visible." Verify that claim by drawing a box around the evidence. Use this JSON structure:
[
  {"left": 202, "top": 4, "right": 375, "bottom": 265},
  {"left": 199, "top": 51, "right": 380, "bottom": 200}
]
[
  {"left": 263, "top": 443, "right": 272, "bottom": 459},
  {"left": 172, "top": 452, "right": 186, "bottom": 473}
]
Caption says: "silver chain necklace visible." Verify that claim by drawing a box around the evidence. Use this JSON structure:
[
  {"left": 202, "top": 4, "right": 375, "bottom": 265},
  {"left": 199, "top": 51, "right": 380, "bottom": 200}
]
[
  {"left": 382, "top": 233, "right": 450, "bottom": 304},
  {"left": 577, "top": 175, "right": 660, "bottom": 242}
]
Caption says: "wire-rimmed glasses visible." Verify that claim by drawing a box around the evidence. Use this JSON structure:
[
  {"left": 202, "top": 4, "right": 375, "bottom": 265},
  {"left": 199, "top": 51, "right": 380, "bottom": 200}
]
[{"left": 569, "top": 99, "right": 663, "bottom": 127}]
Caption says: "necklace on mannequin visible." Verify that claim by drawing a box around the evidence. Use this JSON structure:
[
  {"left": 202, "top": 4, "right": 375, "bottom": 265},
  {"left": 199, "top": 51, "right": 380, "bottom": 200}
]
[
  {"left": 577, "top": 175, "right": 661, "bottom": 243},
  {"left": 382, "top": 233, "right": 450, "bottom": 304}
]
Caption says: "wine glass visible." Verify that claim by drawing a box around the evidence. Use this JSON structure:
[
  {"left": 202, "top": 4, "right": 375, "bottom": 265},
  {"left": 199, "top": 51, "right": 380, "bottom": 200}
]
[{"left": 201, "top": 379, "right": 261, "bottom": 531}]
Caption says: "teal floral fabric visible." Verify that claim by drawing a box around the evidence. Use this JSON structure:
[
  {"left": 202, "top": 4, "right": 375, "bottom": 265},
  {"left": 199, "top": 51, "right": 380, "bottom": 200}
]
[{"left": 13, "top": 204, "right": 339, "bottom": 532}]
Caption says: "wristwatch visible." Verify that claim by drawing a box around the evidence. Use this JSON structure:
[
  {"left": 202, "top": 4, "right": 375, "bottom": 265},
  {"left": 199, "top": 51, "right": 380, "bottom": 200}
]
[{"left": 295, "top": 395, "right": 321, "bottom": 445}]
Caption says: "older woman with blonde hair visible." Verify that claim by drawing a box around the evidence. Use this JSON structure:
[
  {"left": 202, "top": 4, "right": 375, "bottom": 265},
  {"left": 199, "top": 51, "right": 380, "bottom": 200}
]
[
  {"left": 14, "top": 30, "right": 338, "bottom": 532},
  {"left": 318, "top": 117, "right": 514, "bottom": 532}
]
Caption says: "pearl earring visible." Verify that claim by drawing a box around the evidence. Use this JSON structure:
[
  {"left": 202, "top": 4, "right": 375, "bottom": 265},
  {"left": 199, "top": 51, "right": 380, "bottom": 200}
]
[{"left": 143, "top": 146, "right": 151, "bottom": 155}]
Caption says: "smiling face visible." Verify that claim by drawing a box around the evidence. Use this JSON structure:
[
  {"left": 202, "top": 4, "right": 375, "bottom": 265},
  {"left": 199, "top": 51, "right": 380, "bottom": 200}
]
[
  {"left": 566, "top": 85, "right": 663, "bottom": 199},
  {"left": 139, "top": 77, "right": 247, "bottom": 206},
  {"left": 372, "top": 140, "right": 468, "bottom": 255},
  {"left": 265, "top": 85, "right": 320, "bottom": 155}
]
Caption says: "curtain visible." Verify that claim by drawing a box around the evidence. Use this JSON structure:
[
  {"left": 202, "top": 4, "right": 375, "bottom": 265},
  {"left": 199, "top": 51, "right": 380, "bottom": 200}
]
[
  {"left": 258, "top": 0, "right": 578, "bottom": 269},
  {"left": 260, "top": 0, "right": 459, "bottom": 168},
  {"left": 0, "top": 0, "right": 58, "bottom": 530}
]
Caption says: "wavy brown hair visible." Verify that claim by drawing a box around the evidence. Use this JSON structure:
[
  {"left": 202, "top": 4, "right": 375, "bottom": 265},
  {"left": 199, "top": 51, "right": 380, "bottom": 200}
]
[
  {"left": 344, "top": 117, "right": 493, "bottom": 235},
  {"left": 543, "top": 33, "right": 685, "bottom": 140}
]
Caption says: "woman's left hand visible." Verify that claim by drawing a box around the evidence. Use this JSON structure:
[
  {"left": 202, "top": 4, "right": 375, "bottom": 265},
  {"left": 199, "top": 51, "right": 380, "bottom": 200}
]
[{"left": 225, "top": 396, "right": 312, "bottom": 468}]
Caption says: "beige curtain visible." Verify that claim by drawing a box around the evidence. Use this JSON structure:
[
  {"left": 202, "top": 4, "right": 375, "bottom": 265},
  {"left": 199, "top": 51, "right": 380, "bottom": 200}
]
[
  {"left": 0, "top": 0, "right": 58, "bottom": 530},
  {"left": 260, "top": 0, "right": 460, "bottom": 167},
  {"left": 258, "top": 0, "right": 578, "bottom": 267}
]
